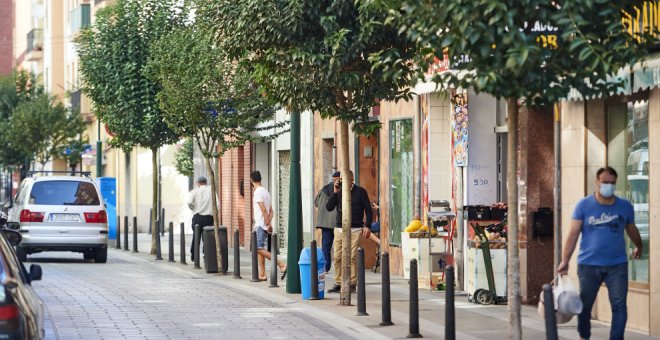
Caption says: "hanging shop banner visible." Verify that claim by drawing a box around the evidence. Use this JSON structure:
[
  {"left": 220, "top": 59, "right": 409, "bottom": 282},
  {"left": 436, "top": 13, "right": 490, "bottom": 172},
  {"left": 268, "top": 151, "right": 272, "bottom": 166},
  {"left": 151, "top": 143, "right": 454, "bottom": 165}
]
[
  {"left": 450, "top": 93, "right": 469, "bottom": 167},
  {"left": 420, "top": 95, "right": 430, "bottom": 223}
]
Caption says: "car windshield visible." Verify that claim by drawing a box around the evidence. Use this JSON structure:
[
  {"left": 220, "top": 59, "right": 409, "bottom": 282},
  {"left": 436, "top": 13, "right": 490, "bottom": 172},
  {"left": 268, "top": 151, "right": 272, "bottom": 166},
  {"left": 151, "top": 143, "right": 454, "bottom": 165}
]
[{"left": 29, "top": 181, "right": 100, "bottom": 206}]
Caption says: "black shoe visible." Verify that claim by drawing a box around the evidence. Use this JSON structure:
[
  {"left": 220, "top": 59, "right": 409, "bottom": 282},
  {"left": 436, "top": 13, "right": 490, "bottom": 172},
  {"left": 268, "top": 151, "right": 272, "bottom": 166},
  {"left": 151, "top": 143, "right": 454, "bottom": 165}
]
[{"left": 328, "top": 284, "right": 341, "bottom": 293}]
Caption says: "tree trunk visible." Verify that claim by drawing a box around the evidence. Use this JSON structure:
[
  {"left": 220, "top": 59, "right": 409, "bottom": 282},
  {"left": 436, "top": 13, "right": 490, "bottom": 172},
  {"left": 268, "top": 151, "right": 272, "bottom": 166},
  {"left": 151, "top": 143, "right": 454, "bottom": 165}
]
[
  {"left": 506, "top": 98, "right": 521, "bottom": 339},
  {"left": 339, "top": 120, "right": 352, "bottom": 306},
  {"left": 205, "top": 156, "right": 223, "bottom": 270},
  {"left": 151, "top": 147, "right": 158, "bottom": 255}
]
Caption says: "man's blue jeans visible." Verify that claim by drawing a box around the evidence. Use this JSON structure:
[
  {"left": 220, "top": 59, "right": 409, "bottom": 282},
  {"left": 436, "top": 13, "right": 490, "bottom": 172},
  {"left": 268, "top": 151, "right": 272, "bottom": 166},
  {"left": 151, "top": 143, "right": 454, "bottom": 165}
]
[
  {"left": 577, "top": 263, "right": 628, "bottom": 340},
  {"left": 320, "top": 228, "right": 334, "bottom": 272}
]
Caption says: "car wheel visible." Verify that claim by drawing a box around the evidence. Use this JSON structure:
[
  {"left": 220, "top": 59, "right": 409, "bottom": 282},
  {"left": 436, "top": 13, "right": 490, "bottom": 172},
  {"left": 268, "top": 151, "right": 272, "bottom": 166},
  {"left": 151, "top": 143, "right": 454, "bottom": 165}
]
[
  {"left": 94, "top": 247, "right": 107, "bottom": 263},
  {"left": 16, "top": 247, "right": 28, "bottom": 262},
  {"left": 83, "top": 251, "right": 94, "bottom": 261}
]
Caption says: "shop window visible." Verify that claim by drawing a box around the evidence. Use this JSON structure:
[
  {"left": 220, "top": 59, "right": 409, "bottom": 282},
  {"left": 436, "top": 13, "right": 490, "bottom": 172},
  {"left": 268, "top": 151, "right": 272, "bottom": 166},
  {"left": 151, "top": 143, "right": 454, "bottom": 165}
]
[
  {"left": 389, "top": 119, "right": 413, "bottom": 246},
  {"left": 607, "top": 100, "right": 649, "bottom": 283}
]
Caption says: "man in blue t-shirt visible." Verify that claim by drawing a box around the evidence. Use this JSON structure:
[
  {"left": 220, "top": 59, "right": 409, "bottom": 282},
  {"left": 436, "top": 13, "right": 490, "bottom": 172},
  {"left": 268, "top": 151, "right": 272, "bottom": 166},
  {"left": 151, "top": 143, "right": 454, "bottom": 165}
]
[{"left": 557, "top": 167, "right": 643, "bottom": 340}]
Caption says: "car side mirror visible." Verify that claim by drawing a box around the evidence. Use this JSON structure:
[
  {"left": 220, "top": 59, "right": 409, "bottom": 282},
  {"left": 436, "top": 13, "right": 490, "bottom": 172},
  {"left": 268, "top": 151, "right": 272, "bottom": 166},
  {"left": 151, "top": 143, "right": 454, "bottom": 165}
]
[
  {"left": 1, "top": 229, "right": 22, "bottom": 246},
  {"left": 29, "top": 264, "right": 42, "bottom": 281},
  {"left": 6, "top": 222, "right": 20, "bottom": 230}
]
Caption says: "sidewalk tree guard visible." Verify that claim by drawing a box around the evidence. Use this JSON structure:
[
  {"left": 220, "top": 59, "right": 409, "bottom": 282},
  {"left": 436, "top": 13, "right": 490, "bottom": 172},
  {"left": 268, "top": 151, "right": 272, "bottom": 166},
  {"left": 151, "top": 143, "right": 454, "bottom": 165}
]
[
  {"left": 376, "top": 1, "right": 658, "bottom": 338},
  {"left": 76, "top": 0, "right": 190, "bottom": 254},
  {"left": 206, "top": 0, "right": 422, "bottom": 299},
  {"left": 146, "top": 23, "right": 284, "bottom": 270}
]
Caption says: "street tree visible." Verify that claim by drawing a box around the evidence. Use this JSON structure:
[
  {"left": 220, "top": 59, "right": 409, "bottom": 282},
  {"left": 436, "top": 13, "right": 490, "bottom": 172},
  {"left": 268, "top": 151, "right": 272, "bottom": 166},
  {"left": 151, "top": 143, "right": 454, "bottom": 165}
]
[
  {"left": 11, "top": 94, "right": 85, "bottom": 170},
  {"left": 375, "top": 1, "right": 657, "bottom": 337},
  {"left": 147, "top": 23, "right": 283, "bottom": 267},
  {"left": 204, "top": 0, "right": 420, "bottom": 301},
  {"left": 76, "top": 0, "right": 191, "bottom": 254},
  {"left": 0, "top": 70, "right": 43, "bottom": 174},
  {"left": 174, "top": 139, "right": 194, "bottom": 179}
]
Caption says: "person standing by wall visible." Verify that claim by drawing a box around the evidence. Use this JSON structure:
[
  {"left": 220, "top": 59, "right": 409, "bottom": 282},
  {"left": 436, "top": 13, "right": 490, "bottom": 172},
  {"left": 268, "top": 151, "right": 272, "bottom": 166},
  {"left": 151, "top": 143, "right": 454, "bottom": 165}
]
[
  {"left": 326, "top": 169, "right": 372, "bottom": 293},
  {"left": 557, "top": 166, "right": 643, "bottom": 340},
  {"left": 314, "top": 171, "right": 340, "bottom": 274},
  {"left": 251, "top": 171, "right": 286, "bottom": 281},
  {"left": 187, "top": 176, "right": 215, "bottom": 262}
]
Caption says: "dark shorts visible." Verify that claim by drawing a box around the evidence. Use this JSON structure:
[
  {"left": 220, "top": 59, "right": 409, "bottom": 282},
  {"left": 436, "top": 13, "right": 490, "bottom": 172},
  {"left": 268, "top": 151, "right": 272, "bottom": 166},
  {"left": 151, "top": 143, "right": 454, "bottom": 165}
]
[{"left": 255, "top": 227, "right": 269, "bottom": 249}]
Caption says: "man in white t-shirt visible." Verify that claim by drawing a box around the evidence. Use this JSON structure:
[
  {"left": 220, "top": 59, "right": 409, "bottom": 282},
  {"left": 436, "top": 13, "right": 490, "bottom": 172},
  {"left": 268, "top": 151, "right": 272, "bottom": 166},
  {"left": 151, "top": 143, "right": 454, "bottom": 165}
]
[{"left": 251, "top": 171, "right": 286, "bottom": 280}]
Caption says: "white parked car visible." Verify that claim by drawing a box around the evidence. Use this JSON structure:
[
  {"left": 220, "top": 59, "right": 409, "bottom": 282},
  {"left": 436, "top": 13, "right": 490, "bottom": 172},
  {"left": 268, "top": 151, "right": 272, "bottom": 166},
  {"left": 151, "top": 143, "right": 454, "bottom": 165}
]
[{"left": 7, "top": 172, "right": 108, "bottom": 263}]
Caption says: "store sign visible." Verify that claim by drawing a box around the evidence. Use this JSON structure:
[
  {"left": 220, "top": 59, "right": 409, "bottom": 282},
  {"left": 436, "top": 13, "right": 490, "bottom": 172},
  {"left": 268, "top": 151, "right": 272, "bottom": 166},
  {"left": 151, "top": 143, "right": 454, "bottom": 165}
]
[
  {"left": 524, "top": 21, "right": 560, "bottom": 49},
  {"left": 450, "top": 93, "right": 469, "bottom": 167},
  {"left": 622, "top": 1, "right": 660, "bottom": 41}
]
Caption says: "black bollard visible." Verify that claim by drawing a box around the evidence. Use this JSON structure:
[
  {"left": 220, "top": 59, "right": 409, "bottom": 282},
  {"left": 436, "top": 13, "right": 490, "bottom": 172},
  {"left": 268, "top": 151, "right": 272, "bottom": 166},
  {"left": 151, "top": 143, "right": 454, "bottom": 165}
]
[
  {"left": 168, "top": 222, "right": 175, "bottom": 262},
  {"left": 179, "top": 223, "right": 187, "bottom": 265},
  {"left": 123, "top": 216, "right": 129, "bottom": 251},
  {"left": 250, "top": 231, "right": 260, "bottom": 282},
  {"left": 407, "top": 259, "right": 422, "bottom": 338},
  {"left": 155, "top": 220, "right": 163, "bottom": 260},
  {"left": 309, "top": 240, "right": 319, "bottom": 299},
  {"left": 115, "top": 216, "right": 121, "bottom": 249},
  {"left": 380, "top": 252, "right": 394, "bottom": 326},
  {"left": 445, "top": 266, "right": 455, "bottom": 340},
  {"left": 193, "top": 224, "right": 201, "bottom": 269},
  {"left": 543, "top": 284, "right": 559, "bottom": 340},
  {"left": 233, "top": 228, "right": 241, "bottom": 279},
  {"left": 132, "top": 216, "right": 138, "bottom": 253},
  {"left": 160, "top": 208, "right": 165, "bottom": 236},
  {"left": 148, "top": 208, "right": 152, "bottom": 235},
  {"left": 357, "top": 247, "right": 368, "bottom": 315},
  {"left": 269, "top": 234, "right": 278, "bottom": 288},
  {"left": 219, "top": 226, "right": 229, "bottom": 274}
]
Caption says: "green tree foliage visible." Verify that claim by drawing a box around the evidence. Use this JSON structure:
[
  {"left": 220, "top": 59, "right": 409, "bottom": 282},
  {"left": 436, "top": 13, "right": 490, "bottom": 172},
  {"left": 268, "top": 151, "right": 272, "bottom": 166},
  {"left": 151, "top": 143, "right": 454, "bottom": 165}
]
[
  {"left": 203, "top": 0, "right": 420, "bottom": 302},
  {"left": 147, "top": 22, "right": 284, "bottom": 262},
  {"left": 174, "top": 139, "right": 194, "bottom": 178},
  {"left": 11, "top": 94, "right": 85, "bottom": 169},
  {"left": 374, "top": 1, "right": 658, "bottom": 337},
  {"left": 76, "top": 0, "right": 191, "bottom": 253}
]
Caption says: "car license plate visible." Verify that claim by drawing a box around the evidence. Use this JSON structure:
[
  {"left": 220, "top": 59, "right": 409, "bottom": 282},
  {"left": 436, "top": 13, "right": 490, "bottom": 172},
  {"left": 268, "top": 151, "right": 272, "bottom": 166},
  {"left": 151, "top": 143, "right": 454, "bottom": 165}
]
[{"left": 49, "top": 214, "right": 81, "bottom": 222}]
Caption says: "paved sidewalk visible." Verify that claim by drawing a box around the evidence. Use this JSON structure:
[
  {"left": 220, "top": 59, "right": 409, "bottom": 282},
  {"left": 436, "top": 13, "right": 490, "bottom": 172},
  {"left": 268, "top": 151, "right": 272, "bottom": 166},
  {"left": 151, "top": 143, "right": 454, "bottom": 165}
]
[{"left": 125, "top": 232, "right": 656, "bottom": 339}]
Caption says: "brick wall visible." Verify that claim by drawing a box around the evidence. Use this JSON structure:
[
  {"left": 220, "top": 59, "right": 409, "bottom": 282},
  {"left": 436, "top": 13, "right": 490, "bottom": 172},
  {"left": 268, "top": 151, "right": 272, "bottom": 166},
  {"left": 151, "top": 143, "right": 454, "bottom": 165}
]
[
  {"left": 218, "top": 144, "right": 254, "bottom": 247},
  {"left": 0, "top": 0, "right": 14, "bottom": 74}
]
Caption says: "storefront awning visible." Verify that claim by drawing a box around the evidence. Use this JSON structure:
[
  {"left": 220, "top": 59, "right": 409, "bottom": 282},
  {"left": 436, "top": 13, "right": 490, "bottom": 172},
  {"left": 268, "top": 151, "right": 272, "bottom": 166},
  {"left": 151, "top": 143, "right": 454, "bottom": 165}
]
[{"left": 566, "top": 68, "right": 632, "bottom": 101}]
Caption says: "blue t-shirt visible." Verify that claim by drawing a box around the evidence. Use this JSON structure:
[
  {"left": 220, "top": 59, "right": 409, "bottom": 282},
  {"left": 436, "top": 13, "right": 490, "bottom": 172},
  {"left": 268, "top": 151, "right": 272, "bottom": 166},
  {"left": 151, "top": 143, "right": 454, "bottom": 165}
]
[{"left": 572, "top": 195, "right": 634, "bottom": 266}]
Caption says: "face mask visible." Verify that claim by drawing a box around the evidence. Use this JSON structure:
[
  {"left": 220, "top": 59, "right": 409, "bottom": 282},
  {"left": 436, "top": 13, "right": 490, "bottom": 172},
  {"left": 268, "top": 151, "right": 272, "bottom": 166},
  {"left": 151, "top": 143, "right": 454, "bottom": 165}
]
[{"left": 599, "top": 183, "right": 615, "bottom": 198}]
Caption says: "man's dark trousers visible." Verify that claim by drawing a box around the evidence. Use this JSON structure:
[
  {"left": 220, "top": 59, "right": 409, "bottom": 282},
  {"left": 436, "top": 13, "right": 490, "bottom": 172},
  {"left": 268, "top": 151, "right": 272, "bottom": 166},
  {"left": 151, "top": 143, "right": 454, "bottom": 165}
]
[
  {"left": 191, "top": 214, "right": 214, "bottom": 261},
  {"left": 320, "top": 228, "right": 334, "bottom": 272}
]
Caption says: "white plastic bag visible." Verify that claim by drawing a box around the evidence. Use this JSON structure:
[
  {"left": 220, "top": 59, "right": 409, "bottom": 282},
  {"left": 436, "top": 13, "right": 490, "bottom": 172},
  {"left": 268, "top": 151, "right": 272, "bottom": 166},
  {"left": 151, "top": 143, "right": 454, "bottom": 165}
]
[
  {"left": 537, "top": 275, "right": 582, "bottom": 324},
  {"left": 555, "top": 275, "right": 583, "bottom": 316}
]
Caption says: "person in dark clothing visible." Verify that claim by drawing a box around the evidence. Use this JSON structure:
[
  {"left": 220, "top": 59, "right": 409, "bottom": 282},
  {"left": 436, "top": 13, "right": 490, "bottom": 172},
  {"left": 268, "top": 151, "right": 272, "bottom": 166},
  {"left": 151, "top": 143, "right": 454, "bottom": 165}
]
[
  {"left": 325, "top": 170, "right": 372, "bottom": 293},
  {"left": 314, "top": 171, "right": 341, "bottom": 273}
]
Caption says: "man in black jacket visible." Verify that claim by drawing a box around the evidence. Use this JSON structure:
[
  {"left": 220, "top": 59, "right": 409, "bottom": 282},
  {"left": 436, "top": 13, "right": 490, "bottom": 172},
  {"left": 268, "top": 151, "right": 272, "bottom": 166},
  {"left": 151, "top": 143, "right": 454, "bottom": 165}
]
[{"left": 326, "top": 170, "right": 372, "bottom": 293}]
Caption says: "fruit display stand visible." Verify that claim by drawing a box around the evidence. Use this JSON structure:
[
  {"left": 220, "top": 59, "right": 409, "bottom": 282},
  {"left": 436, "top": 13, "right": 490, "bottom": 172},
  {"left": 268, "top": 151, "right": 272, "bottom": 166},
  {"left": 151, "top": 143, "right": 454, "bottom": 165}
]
[{"left": 466, "top": 222, "right": 507, "bottom": 304}]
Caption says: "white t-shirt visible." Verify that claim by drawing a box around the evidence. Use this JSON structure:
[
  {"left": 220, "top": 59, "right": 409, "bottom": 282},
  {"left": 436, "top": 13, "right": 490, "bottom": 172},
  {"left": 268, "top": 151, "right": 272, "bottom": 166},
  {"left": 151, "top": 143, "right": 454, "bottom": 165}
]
[{"left": 253, "top": 186, "right": 272, "bottom": 230}]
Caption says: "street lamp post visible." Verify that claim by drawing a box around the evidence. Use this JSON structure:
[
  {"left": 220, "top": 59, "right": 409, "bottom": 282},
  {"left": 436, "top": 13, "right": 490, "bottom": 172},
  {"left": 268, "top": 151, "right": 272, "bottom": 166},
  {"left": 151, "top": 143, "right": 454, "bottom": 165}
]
[{"left": 96, "top": 119, "right": 102, "bottom": 178}]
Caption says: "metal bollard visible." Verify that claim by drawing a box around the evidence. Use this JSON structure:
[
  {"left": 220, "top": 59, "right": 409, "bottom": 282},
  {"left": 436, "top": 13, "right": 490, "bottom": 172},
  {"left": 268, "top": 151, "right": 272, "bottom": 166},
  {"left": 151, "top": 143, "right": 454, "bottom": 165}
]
[
  {"left": 407, "top": 259, "right": 422, "bottom": 338},
  {"left": 380, "top": 252, "right": 394, "bottom": 326},
  {"left": 543, "top": 284, "right": 559, "bottom": 340},
  {"left": 155, "top": 220, "right": 163, "bottom": 260},
  {"left": 123, "top": 216, "right": 129, "bottom": 251},
  {"left": 219, "top": 226, "right": 229, "bottom": 274},
  {"left": 168, "top": 222, "right": 175, "bottom": 262},
  {"left": 179, "top": 223, "right": 187, "bottom": 265},
  {"left": 193, "top": 224, "right": 201, "bottom": 269},
  {"left": 148, "top": 208, "right": 152, "bottom": 235},
  {"left": 233, "top": 228, "right": 241, "bottom": 279},
  {"left": 445, "top": 266, "right": 455, "bottom": 340},
  {"left": 132, "top": 216, "right": 138, "bottom": 253},
  {"left": 357, "top": 247, "right": 368, "bottom": 315},
  {"left": 269, "top": 234, "right": 279, "bottom": 288},
  {"left": 160, "top": 208, "right": 165, "bottom": 236},
  {"left": 309, "top": 240, "right": 319, "bottom": 299},
  {"left": 250, "top": 231, "right": 260, "bottom": 282},
  {"left": 115, "top": 216, "right": 121, "bottom": 249}
]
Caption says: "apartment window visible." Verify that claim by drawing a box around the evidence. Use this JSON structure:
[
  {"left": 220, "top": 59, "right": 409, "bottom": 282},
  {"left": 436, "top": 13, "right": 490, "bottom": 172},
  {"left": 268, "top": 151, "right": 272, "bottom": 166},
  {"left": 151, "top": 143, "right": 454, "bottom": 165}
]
[{"left": 607, "top": 99, "right": 649, "bottom": 283}]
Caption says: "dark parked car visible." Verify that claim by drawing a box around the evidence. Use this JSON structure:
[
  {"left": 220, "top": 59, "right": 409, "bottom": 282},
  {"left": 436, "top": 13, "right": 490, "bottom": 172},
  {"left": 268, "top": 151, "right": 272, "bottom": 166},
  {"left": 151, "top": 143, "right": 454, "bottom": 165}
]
[{"left": 0, "top": 227, "right": 45, "bottom": 339}]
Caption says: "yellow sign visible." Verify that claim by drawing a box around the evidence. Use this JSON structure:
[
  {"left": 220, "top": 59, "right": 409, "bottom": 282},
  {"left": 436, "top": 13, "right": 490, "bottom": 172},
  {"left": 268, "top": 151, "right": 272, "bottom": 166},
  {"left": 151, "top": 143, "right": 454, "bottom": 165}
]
[{"left": 623, "top": 1, "right": 660, "bottom": 40}]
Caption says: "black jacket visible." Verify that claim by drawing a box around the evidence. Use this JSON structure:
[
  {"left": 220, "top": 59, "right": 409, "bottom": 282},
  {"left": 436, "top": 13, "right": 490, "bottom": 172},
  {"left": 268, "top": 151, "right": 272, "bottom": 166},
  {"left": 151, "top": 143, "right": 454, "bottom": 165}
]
[{"left": 326, "top": 184, "right": 372, "bottom": 229}]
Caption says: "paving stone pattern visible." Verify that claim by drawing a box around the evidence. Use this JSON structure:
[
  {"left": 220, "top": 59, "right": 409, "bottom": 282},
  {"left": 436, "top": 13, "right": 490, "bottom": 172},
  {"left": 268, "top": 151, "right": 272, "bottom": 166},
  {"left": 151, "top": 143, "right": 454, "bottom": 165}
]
[{"left": 31, "top": 252, "right": 351, "bottom": 340}]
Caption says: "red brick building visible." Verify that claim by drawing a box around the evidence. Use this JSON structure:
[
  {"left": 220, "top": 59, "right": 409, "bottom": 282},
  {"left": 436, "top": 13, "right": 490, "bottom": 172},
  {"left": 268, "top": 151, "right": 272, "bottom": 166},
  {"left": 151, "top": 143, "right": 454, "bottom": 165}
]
[{"left": 0, "top": 0, "right": 14, "bottom": 74}]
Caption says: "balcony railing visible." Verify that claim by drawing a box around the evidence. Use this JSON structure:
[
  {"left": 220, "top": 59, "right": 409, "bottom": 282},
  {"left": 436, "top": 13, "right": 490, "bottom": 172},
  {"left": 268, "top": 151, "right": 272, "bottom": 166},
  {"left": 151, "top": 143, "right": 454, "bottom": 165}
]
[
  {"left": 71, "top": 4, "right": 91, "bottom": 33},
  {"left": 27, "top": 29, "right": 43, "bottom": 53}
]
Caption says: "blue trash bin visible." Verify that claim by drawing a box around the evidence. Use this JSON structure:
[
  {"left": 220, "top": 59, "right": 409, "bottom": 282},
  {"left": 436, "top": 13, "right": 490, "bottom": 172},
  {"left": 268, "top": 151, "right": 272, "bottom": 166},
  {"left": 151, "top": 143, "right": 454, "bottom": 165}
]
[{"left": 298, "top": 247, "right": 326, "bottom": 300}]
